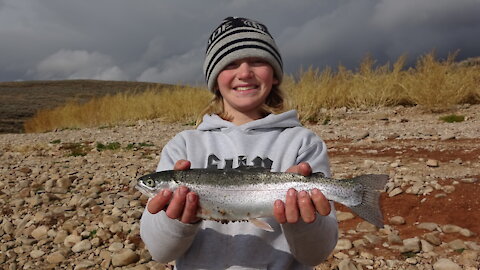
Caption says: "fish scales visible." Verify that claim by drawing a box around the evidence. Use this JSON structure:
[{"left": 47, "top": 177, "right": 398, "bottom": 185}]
[{"left": 136, "top": 166, "right": 389, "bottom": 228}]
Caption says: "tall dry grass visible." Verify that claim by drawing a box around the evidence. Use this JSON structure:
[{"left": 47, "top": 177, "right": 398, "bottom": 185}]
[
  {"left": 24, "top": 85, "right": 211, "bottom": 133},
  {"left": 25, "top": 51, "right": 480, "bottom": 133}
]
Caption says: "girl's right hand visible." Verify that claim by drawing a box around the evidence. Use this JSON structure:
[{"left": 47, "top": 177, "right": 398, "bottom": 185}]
[{"left": 146, "top": 160, "right": 201, "bottom": 224}]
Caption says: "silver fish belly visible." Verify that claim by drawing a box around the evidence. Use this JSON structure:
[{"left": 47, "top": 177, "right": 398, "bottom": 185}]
[{"left": 136, "top": 166, "right": 388, "bottom": 228}]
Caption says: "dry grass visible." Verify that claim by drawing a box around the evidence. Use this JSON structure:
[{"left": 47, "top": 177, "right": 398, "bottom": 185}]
[
  {"left": 24, "top": 51, "right": 480, "bottom": 132},
  {"left": 24, "top": 85, "right": 211, "bottom": 133}
]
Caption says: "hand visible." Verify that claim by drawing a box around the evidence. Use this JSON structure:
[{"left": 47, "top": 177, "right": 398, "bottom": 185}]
[
  {"left": 274, "top": 162, "right": 331, "bottom": 224},
  {"left": 147, "top": 160, "right": 201, "bottom": 224}
]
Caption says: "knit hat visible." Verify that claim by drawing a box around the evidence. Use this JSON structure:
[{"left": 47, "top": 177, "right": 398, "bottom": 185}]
[{"left": 203, "top": 17, "right": 283, "bottom": 92}]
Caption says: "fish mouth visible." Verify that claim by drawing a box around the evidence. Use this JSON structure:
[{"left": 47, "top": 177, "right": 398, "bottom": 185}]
[{"left": 135, "top": 183, "right": 158, "bottom": 198}]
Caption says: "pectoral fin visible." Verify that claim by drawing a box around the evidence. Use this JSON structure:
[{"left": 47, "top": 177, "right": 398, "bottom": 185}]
[{"left": 249, "top": 218, "right": 274, "bottom": 232}]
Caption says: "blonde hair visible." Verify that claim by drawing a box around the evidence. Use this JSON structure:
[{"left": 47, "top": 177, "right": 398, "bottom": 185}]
[{"left": 195, "top": 85, "right": 287, "bottom": 126}]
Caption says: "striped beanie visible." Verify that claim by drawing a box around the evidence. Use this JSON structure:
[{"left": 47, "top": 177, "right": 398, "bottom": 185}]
[{"left": 203, "top": 17, "right": 283, "bottom": 92}]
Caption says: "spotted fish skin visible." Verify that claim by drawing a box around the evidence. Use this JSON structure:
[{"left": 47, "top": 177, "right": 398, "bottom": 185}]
[{"left": 136, "top": 166, "right": 388, "bottom": 228}]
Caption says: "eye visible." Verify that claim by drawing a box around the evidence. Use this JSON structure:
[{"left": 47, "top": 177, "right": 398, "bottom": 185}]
[
  {"left": 224, "top": 62, "right": 239, "bottom": 70},
  {"left": 144, "top": 178, "right": 156, "bottom": 188}
]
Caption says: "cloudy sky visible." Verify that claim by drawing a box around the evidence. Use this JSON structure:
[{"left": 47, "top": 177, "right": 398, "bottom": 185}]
[{"left": 2, "top": 0, "right": 480, "bottom": 85}]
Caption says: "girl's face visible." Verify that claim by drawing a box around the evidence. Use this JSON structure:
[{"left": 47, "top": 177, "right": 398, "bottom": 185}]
[{"left": 216, "top": 57, "right": 278, "bottom": 120}]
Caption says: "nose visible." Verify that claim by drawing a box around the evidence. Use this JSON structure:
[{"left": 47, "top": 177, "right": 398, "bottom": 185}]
[{"left": 237, "top": 62, "right": 253, "bottom": 79}]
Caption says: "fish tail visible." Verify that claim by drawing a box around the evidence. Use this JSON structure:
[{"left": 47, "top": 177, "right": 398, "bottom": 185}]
[{"left": 348, "top": 174, "right": 389, "bottom": 228}]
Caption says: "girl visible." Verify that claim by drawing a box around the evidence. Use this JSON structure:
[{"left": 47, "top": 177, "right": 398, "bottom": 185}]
[{"left": 140, "top": 17, "right": 338, "bottom": 269}]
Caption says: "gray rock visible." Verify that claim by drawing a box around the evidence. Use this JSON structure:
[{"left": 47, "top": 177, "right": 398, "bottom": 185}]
[
  {"left": 108, "top": 242, "right": 124, "bottom": 252},
  {"left": 72, "top": 240, "right": 92, "bottom": 253},
  {"left": 459, "top": 228, "right": 475, "bottom": 237},
  {"left": 30, "top": 226, "right": 49, "bottom": 241},
  {"left": 421, "top": 239, "right": 434, "bottom": 252},
  {"left": 417, "top": 222, "right": 439, "bottom": 231},
  {"left": 30, "top": 249, "right": 45, "bottom": 259},
  {"left": 74, "top": 260, "right": 96, "bottom": 270},
  {"left": 433, "top": 258, "right": 461, "bottom": 270},
  {"left": 111, "top": 249, "right": 140, "bottom": 267},
  {"left": 336, "top": 211, "right": 355, "bottom": 222},
  {"left": 388, "top": 233, "right": 403, "bottom": 245},
  {"left": 423, "top": 232, "right": 442, "bottom": 246},
  {"left": 388, "top": 187, "right": 403, "bottom": 197},
  {"left": 64, "top": 234, "right": 82, "bottom": 248},
  {"left": 46, "top": 252, "right": 65, "bottom": 264},
  {"left": 402, "top": 237, "right": 420, "bottom": 253},
  {"left": 356, "top": 221, "right": 377, "bottom": 232},
  {"left": 335, "top": 239, "right": 353, "bottom": 250},
  {"left": 338, "top": 259, "right": 358, "bottom": 270},
  {"left": 448, "top": 239, "right": 466, "bottom": 250}
]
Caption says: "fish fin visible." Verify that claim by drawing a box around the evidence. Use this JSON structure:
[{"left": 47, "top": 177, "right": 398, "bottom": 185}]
[
  {"left": 349, "top": 174, "right": 389, "bottom": 228},
  {"left": 249, "top": 218, "right": 274, "bottom": 232}
]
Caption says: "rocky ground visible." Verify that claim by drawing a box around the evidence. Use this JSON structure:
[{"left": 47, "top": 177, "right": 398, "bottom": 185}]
[{"left": 0, "top": 104, "right": 479, "bottom": 270}]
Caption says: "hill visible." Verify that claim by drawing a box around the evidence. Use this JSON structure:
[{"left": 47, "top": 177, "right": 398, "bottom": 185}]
[{"left": 0, "top": 80, "right": 169, "bottom": 133}]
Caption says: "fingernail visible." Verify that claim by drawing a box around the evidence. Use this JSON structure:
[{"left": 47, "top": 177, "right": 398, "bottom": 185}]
[
  {"left": 288, "top": 189, "right": 296, "bottom": 196},
  {"left": 274, "top": 200, "right": 282, "bottom": 208},
  {"left": 179, "top": 186, "right": 188, "bottom": 195},
  {"left": 162, "top": 189, "right": 172, "bottom": 197},
  {"left": 299, "top": 191, "right": 308, "bottom": 198},
  {"left": 311, "top": 189, "right": 320, "bottom": 195},
  {"left": 187, "top": 193, "right": 196, "bottom": 203}
]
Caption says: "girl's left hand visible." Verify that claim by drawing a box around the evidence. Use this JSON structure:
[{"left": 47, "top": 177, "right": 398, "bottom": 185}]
[{"left": 273, "top": 162, "right": 331, "bottom": 224}]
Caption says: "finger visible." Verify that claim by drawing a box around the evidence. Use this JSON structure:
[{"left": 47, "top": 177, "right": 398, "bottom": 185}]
[
  {"left": 297, "top": 162, "right": 312, "bottom": 176},
  {"left": 311, "top": 188, "right": 331, "bottom": 216},
  {"left": 273, "top": 200, "right": 287, "bottom": 224},
  {"left": 298, "top": 191, "right": 316, "bottom": 223},
  {"left": 285, "top": 165, "right": 300, "bottom": 174},
  {"left": 285, "top": 188, "right": 299, "bottom": 223},
  {"left": 147, "top": 189, "right": 172, "bottom": 214},
  {"left": 165, "top": 186, "right": 189, "bottom": 219},
  {"left": 180, "top": 192, "right": 201, "bottom": 224},
  {"left": 174, "top": 160, "right": 191, "bottom": 171},
  {"left": 285, "top": 162, "right": 312, "bottom": 176}
]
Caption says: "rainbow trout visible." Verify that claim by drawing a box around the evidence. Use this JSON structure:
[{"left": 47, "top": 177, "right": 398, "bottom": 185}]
[{"left": 136, "top": 166, "right": 388, "bottom": 230}]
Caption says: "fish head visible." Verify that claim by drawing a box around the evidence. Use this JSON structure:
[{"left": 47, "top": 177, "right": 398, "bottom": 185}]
[{"left": 135, "top": 171, "right": 177, "bottom": 198}]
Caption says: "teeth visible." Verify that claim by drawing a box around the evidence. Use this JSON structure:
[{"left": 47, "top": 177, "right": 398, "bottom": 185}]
[{"left": 235, "top": 86, "right": 256, "bottom": 91}]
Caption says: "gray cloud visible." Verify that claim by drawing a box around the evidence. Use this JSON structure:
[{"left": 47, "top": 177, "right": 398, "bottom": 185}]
[{"left": 1, "top": 0, "right": 479, "bottom": 84}]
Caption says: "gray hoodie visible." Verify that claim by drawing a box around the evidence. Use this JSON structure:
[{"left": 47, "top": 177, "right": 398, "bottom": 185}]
[{"left": 140, "top": 110, "right": 338, "bottom": 269}]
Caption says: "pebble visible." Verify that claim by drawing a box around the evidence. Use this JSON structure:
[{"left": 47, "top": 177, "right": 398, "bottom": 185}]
[
  {"left": 417, "top": 222, "right": 439, "bottom": 231},
  {"left": 30, "top": 226, "right": 48, "bottom": 240},
  {"left": 448, "top": 239, "right": 466, "bottom": 250},
  {"left": 64, "top": 234, "right": 82, "bottom": 248},
  {"left": 402, "top": 237, "right": 420, "bottom": 253},
  {"left": 335, "top": 239, "right": 353, "bottom": 250},
  {"left": 2, "top": 106, "right": 480, "bottom": 270},
  {"left": 46, "top": 251, "right": 65, "bottom": 264},
  {"left": 356, "top": 221, "right": 377, "bottom": 232},
  {"left": 72, "top": 240, "right": 92, "bottom": 253},
  {"left": 389, "top": 216, "right": 405, "bottom": 225},
  {"left": 388, "top": 187, "right": 403, "bottom": 197},
  {"left": 111, "top": 249, "right": 140, "bottom": 267},
  {"left": 433, "top": 258, "right": 461, "bottom": 270},
  {"left": 30, "top": 249, "right": 45, "bottom": 259},
  {"left": 426, "top": 159, "right": 439, "bottom": 167},
  {"left": 336, "top": 211, "right": 355, "bottom": 222},
  {"left": 338, "top": 259, "right": 358, "bottom": 270}
]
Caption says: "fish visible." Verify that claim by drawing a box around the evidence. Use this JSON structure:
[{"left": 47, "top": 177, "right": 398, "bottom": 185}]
[{"left": 135, "top": 166, "right": 389, "bottom": 231}]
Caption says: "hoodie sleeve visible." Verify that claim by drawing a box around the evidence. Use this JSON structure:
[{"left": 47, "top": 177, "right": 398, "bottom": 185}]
[
  {"left": 282, "top": 131, "right": 339, "bottom": 265},
  {"left": 140, "top": 133, "right": 201, "bottom": 263}
]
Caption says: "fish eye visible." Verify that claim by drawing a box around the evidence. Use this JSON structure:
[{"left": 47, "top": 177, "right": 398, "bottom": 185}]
[{"left": 144, "top": 178, "right": 156, "bottom": 188}]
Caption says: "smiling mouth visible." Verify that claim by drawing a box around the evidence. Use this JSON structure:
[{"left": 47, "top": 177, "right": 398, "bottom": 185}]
[{"left": 234, "top": 85, "right": 258, "bottom": 91}]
